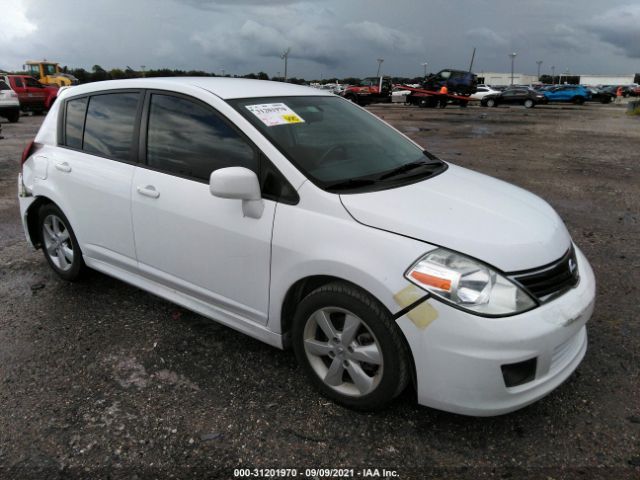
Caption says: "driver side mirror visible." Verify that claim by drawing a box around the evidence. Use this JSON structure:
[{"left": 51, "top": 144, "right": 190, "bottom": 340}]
[{"left": 209, "top": 167, "right": 264, "bottom": 219}]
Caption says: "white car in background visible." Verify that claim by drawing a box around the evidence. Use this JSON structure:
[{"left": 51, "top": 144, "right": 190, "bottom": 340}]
[
  {"left": 391, "top": 86, "right": 412, "bottom": 103},
  {"left": 18, "top": 78, "right": 595, "bottom": 415},
  {"left": 0, "top": 78, "right": 20, "bottom": 122},
  {"left": 471, "top": 86, "right": 501, "bottom": 100}
]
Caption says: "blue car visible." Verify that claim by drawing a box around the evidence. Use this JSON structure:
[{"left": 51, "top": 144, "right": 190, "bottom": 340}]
[{"left": 544, "top": 85, "right": 591, "bottom": 104}]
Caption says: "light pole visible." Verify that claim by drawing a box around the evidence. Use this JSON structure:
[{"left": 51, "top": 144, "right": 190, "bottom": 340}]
[
  {"left": 281, "top": 47, "right": 290, "bottom": 82},
  {"left": 536, "top": 60, "right": 543, "bottom": 80},
  {"left": 509, "top": 52, "right": 517, "bottom": 85},
  {"left": 421, "top": 62, "right": 428, "bottom": 77},
  {"left": 376, "top": 58, "right": 384, "bottom": 77},
  {"left": 551, "top": 65, "right": 555, "bottom": 85},
  {"left": 140, "top": 65, "right": 146, "bottom": 77},
  {"left": 221, "top": 67, "right": 225, "bottom": 77}
]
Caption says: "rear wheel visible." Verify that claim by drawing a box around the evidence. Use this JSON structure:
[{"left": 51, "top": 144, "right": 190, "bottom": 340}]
[
  {"left": 292, "top": 282, "right": 410, "bottom": 410},
  {"left": 486, "top": 98, "right": 496, "bottom": 107},
  {"left": 7, "top": 110, "right": 19, "bottom": 123},
  {"left": 39, "top": 204, "right": 85, "bottom": 281},
  {"left": 524, "top": 99, "right": 534, "bottom": 108},
  {"left": 572, "top": 96, "right": 585, "bottom": 105}
]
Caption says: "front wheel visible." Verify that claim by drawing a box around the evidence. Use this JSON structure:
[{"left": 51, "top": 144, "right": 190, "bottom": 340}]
[
  {"left": 39, "top": 204, "right": 85, "bottom": 281},
  {"left": 292, "top": 282, "right": 410, "bottom": 410},
  {"left": 486, "top": 98, "right": 496, "bottom": 107}
]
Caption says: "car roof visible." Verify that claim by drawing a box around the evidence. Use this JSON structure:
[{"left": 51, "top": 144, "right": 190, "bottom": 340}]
[{"left": 59, "top": 77, "right": 334, "bottom": 100}]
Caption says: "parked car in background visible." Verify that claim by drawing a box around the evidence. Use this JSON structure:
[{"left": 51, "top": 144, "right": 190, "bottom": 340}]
[
  {"left": 0, "top": 79, "right": 20, "bottom": 122},
  {"left": 18, "top": 78, "right": 595, "bottom": 416},
  {"left": 543, "top": 85, "right": 591, "bottom": 104},
  {"left": 481, "top": 87, "right": 547, "bottom": 108},
  {"left": 470, "top": 86, "right": 500, "bottom": 101},
  {"left": 586, "top": 87, "right": 614, "bottom": 104},
  {"left": 1, "top": 74, "right": 58, "bottom": 114}
]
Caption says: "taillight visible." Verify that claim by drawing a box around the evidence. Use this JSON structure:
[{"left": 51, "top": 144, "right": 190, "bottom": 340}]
[{"left": 21, "top": 139, "right": 36, "bottom": 169}]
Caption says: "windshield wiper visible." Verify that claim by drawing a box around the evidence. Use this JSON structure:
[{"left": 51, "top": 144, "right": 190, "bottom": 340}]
[
  {"left": 377, "top": 160, "right": 441, "bottom": 180},
  {"left": 324, "top": 178, "right": 379, "bottom": 191}
]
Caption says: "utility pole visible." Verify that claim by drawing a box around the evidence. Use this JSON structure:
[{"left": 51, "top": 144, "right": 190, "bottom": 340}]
[
  {"left": 509, "top": 52, "right": 517, "bottom": 85},
  {"left": 421, "top": 62, "right": 428, "bottom": 77},
  {"left": 140, "top": 65, "right": 146, "bottom": 77},
  {"left": 281, "top": 47, "right": 290, "bottom": 82},
  {"left": 551, "top": 65, "right": 555, "bottom": 85},
  {"left": 536, "top": 60, "right": 543, "bottom": 80},
  {"left": 376, "top": 58, "right": 384, "bottom": 77},
  {"left": 469, "top": 47, "right": 476, "bottom": 72}
]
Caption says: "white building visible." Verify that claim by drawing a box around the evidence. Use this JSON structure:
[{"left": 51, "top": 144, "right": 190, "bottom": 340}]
[
  {"left": 476, "top": 72, "right": 637, "bottom": 87},
  {"left": 477, "top": 72, "right": 539, "bottom": 86},
  {"left": 578, "top": 74, "right": 635, "bottom": 86}
]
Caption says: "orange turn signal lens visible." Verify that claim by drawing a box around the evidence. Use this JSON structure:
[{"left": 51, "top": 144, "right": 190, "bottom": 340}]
[{"left": 410, "top": 270, "right": 452, "bottom": 291}]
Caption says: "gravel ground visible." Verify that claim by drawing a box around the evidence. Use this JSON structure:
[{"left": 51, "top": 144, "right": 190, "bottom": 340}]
[{"left": 0, "top": 103, "right": 638, "bottom": 480}]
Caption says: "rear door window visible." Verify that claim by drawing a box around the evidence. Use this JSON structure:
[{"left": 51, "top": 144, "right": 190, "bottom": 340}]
[
  {"left": 13, "top": 78, "right": 24, "bottom": 88},
  {"left": 145, "top": 93, "right": 257, "bottom": 181},
  {"left": 83, "top": 92, "right": 141, "bottom": 161}
]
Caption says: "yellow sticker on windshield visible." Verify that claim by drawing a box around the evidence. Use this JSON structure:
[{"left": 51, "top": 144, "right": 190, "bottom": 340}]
[{"left": 246, "top": 103, "right": 305, "bottom": 127}]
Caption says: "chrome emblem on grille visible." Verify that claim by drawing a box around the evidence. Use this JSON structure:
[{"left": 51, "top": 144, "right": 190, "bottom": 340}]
[{"left": 568, "top": 258, "right": 577, "bottom": 274}]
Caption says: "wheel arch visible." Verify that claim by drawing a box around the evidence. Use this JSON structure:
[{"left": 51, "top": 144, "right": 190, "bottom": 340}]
[
  {"left": 280, "top": 274, "right": 418, "bottom": 391},
  {"left": 280, "top": 275, "right": 380, "bottom": 348},
  {"left": 25, "top": 195, "right": 57, "bottom": 249}
]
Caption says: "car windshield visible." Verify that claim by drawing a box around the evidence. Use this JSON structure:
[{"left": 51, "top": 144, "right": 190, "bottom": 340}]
[{"left": 229, "top": 96, "right": 446, "bottom": 192}]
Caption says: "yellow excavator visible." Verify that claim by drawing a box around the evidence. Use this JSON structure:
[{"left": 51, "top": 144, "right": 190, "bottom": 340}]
[{"left": 24, "top": 60, "right": 78, "bottom": 87}]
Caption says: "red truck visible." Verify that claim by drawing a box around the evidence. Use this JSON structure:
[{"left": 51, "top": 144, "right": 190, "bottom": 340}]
[
  {"left": 341, "top": 76, "right": 393, "bottom": 105},
  {"left": 0, "top": 74, "right": 58, "bottom": 114}
]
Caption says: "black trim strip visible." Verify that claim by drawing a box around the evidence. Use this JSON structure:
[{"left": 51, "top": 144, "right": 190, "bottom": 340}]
[{"left": 392, "top": 293, "right": 431, "bottom": 320}]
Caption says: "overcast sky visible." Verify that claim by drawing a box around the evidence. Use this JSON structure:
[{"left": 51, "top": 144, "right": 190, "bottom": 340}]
[{"left": 1, "top": 0, "right": 639, "bottom": 79}]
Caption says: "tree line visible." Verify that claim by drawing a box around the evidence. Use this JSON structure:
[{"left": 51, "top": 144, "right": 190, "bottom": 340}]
[{"left": 45, "top": 65, "right": 424, "bottom": 86}]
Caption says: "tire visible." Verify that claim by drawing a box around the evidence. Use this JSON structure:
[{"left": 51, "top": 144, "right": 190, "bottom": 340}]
[
  {"left": 292, "top": 282, "right": 410, "bottom": 410},
  {"left": 601, "top": 97, "right": 611, "bottom": 104},
  {"left": 38, "top": 204, "right": 85, "bottom": 281},
  {"left": 486, "top": 98, "right": 496, "bottom": 108},
  {"left": 7, "top": 110, "right": 19, "bottom": 123},
  {"left": 524, "top": 99, "right": 534, "bottom": 108},
  {"left": 346, "top": 94, "right": 359, "bottom": 104},
  {"left": 572, "top": 96, "right": 585, "bottom": 105}
]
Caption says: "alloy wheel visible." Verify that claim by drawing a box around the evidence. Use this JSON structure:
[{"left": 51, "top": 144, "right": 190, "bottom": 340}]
[
  {"left": 302, "top": 307, "right": 383, "bottom": 397},
  {"left": 42, "top": 214, "right": 74, "bottom": 271}
]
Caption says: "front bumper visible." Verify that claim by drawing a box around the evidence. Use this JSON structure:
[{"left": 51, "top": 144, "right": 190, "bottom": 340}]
[{"left": 397, "top": 246, "right": 595, "bottom": 416}]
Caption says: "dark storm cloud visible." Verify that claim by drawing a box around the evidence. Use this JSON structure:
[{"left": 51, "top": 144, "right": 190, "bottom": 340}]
[
  {"left": 586, "top": 4, "right": 640, "bottom": 58},
  {"left": 1, "top": 0, "right": 638, "bottom": 78}
]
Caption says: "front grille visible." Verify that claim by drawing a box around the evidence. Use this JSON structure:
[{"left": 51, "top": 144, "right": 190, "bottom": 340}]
[{"left": 510, "top": 248, "right": 579, "bottom": 302}]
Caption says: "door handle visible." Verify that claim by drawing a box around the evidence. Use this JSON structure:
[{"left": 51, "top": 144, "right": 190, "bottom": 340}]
[
  {"left": 137, "top": 185, "right": 160, "bottom": 199},
  {"left": 55, "top": 162, "right": 71, "bottom": 173}
]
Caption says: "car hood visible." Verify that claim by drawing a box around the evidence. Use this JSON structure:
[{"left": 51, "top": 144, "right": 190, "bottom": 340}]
[{"left": 339, "top": 164, "right": 572, "bottom": 272}]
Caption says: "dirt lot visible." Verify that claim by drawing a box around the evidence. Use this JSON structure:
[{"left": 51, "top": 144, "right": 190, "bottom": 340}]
[{"left": 0, "top": 103, "right": 638, "bottom": 479}]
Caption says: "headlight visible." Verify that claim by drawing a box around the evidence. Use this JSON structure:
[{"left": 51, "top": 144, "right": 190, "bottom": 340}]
[{"left": 405, "top": 248, "right": 536, "bottom": 316}]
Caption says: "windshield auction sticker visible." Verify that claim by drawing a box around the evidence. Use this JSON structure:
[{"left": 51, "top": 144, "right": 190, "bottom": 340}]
[{"left": 246, "top": 103, "right": 305, "bottom": 126}]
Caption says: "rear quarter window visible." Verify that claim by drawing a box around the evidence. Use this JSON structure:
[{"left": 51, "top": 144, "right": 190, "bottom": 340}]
[{"left": 64, "top": 97, "right": 88, "bottom": 149}]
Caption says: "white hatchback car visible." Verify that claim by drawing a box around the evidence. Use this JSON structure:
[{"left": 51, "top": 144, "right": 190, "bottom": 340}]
[
  {"left": 0, "top": 78, "right": 20, "bottom": 123},
  {"left": 18, "top": 78, "right": 595, "bottom": 415}
]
